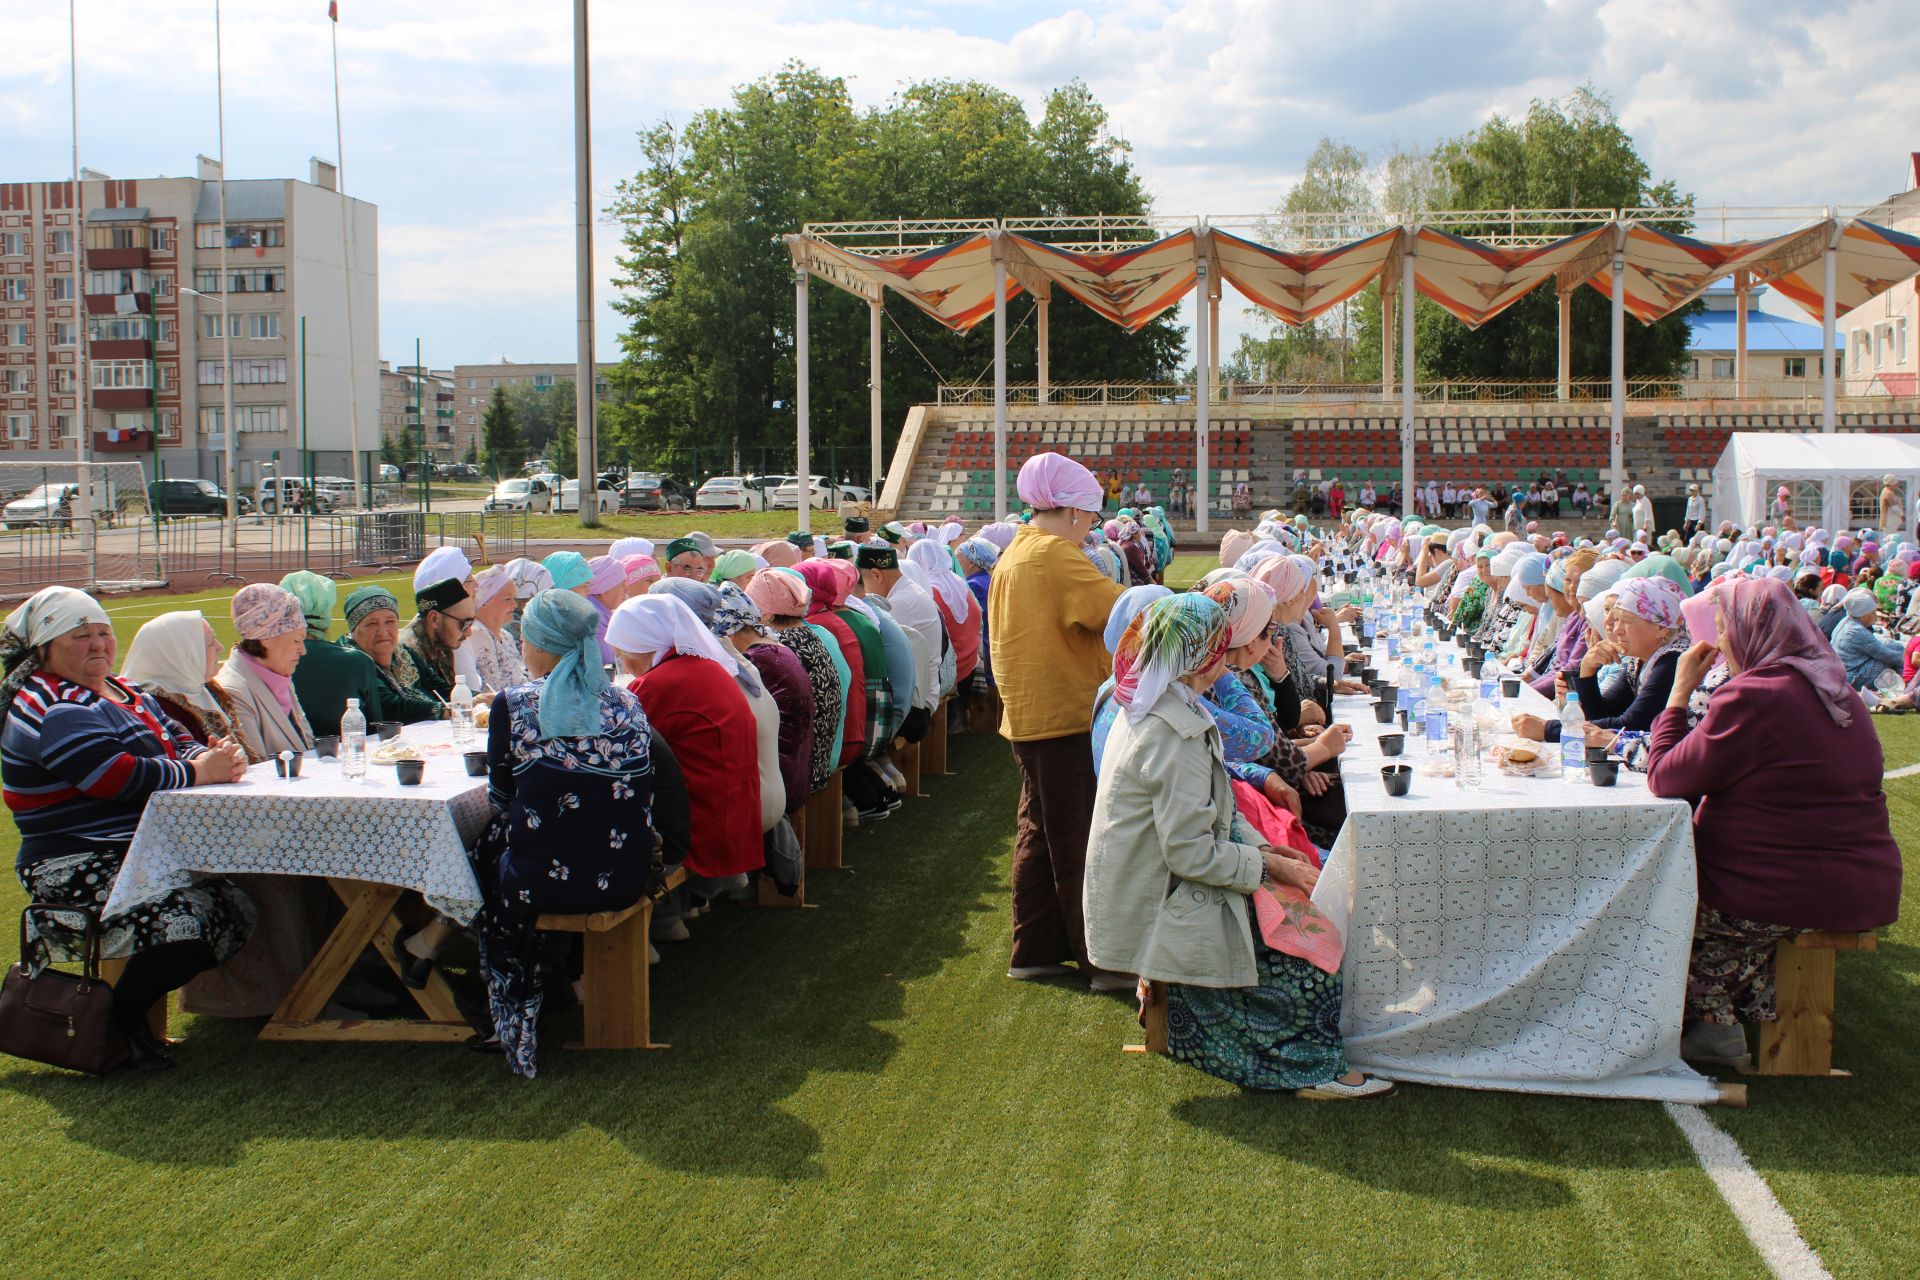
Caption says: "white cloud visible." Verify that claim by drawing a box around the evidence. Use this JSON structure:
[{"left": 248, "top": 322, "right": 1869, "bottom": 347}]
[{"left": 3, "top": 0, "right": 1912, "bottom": 366}]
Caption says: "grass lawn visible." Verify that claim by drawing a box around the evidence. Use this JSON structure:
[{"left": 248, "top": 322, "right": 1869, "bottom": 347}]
[
  {"left": 0, "top": 586, "right": 1915, "bottom": 1277},
  {"left": 517, "top": 508, "right": 809, "bottom": 542}
]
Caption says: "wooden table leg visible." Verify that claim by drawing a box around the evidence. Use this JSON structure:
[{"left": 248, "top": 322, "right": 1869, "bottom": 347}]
[
  {"left": 924, "top": 696, "right": 950, "bottom": 776},
  {"left": 804, "top": 771, "right": 844, "bottom": 871}
]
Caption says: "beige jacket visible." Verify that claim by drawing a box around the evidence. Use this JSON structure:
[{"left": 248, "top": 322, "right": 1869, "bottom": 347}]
[
  {"left": 1082, "top": 687, "right": 1264, "bottom": 988},
  {"left": 214, "top": 651, "right": 316, "bottom": 762}
]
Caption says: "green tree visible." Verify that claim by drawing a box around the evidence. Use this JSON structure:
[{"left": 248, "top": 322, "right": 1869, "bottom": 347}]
[
  {"left": 479, "top": 385, "right": 519, "bottom": 480},
  {"left": 605, "top": 66, "right": 1181, "bottom": 483},
  {"left": 379, "top": 429, "right": 407, "bottom": 469}
]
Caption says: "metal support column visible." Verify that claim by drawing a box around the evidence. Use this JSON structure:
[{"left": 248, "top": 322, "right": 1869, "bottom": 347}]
[
  {"left": 571, "top": 0, "right": 598, "bottom": 527},
  {"left": 1733, "top": 269, "right": 1749, "bottom": 400},
  {"left": 1821, "top": 219, "right": 1838, "bottom": 432},
  {"left": 1195, "top": 258, "right": 1211, "bottom": 535},
  {"left": 1557, "top": 290, "right": 1572, "bottom": 401},
  {"left": 868, "top": 298, "right": 883, "bottom": 499},
  {"left": 992, "top": 234, "right": 1008, "bottom": 520},
  {"left": 1400, "top": 246, "right": 1415, "bottom": 520},
  {"left": 795, "top": 269, "right": 810, "bottom": 535},
  {"left": 1610, "top": 236, "right": 1626, "bottom": 507},
  {"left": 1381, "top": 279, "right": 1395, "bottom": 402},
  {"left": 1036, "top": 295, "right": 1050, "bottom": 405}
]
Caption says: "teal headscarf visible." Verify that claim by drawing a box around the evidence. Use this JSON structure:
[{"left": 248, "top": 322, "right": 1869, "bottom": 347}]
[
  {"left": 518, "top": 588, "right": 607, "bottom": 740},
  {"left": 1619, "top": 552, "right": 1693, "bottom": 596},
  {"left": 542, "top": 551, "right": 593, "bottom": 592}
]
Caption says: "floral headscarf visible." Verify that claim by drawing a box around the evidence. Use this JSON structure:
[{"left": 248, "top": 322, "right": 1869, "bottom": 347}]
[
  {"left": 710, "top": 581, "right": 767, "bottom": 639},
  {"left": 1203, "top": 577, "right": 1277, "bottom": 648},
  {"left": 1111, "top": 594, "right": 1228, "bottom": 725},
  {"left": 1611, "top": 576, "right": 1687, "bottom": 631}
]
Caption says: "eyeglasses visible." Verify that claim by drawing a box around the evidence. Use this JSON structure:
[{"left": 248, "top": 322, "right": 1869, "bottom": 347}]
[{"left": 443, "top": 613, "right": 477, "bottom": 632}]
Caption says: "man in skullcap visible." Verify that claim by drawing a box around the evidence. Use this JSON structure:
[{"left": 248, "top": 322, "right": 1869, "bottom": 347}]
[
  {"left": 844, "top": 514, "right": 872, "bottom": 541},
  {"left": 663, "top": 537, "right": 706, "bottom": 580},
  {"left": 398, "top": 548, "right": 477, "bottom": 702}
]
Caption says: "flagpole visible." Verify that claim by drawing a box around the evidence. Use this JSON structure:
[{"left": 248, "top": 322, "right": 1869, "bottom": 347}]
[
  {"left": 70, "top": 0, "right": 96, "bottom": 584},
  {"left": 216, "top": 0, "right": 237, "bottom": 559},
  {"left": 330, "top": 4, "right": 366, "bottom": 505}
]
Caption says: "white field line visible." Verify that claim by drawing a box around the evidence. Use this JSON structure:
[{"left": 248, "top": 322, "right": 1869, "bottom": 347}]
[
  {"left": 1664, "top": 1102, "right": 1834, "bottom": 1280},
  {"left": 1885, "top": 762, "right": 1920, "bottom": 780}
]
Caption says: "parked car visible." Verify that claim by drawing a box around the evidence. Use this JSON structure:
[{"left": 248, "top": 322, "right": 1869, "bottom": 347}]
[
  {"left": 839, "top": 484, "right": 873, "bottom": 506},
  {"left": 255, "top": 476, "right": 332, "bottom": 516},
  {"left": 619, "top": 472, "right": 688, "bottom": 511},
  {"left": 770, "top": 475, "right": 841, "bottom": 510},
  {"left": 696, "top": 475, "right": 767, "bottom": 510},
  {"left": 377, "top": 464, "right": 401, "bottom": 483},
  {"left": 314, "top": 476, "right": 356, "bottom": 508},
  {"left": 446, "top": 463, "right": 481, "bottom": 481},
  {"left": 484, "top": 477, "right": 553, "bottom": 513},
  {"left": 148, "top": 478, "right": 249, "bottom": 518},
  {"left": 556, "top": 477, "right": 621, "bottom": 515}
]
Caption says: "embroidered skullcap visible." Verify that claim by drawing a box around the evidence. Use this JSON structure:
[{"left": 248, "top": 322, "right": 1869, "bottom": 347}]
[{"left": 343, "top": 585, "right": 399, "bottom": 632}]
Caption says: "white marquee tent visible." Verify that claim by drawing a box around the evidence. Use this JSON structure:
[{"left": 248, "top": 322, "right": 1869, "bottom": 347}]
[{"left": 1709, "top": 432, "right": 1920, "bottom": 534}]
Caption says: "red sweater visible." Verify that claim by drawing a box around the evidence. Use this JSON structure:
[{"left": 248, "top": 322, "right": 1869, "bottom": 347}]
[
  {"left": 1646, "top": 667, "right": 1900, "bottom": 930},
  {"left": 629, "top": 656, "right": 763, "bottom": 879}
]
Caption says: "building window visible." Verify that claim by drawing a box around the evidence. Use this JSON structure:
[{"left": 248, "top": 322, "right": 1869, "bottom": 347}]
[
  {"left": 201, "top": 405, "right": 286, "bottom": 435},
  {"left": 1, "top": 278, "right": 29, "bottom": 302},
  {"left": 85, "top": 225, "right": 144, "bottom": 251},
  {"left": 156, "top": 364, "right": 175, "bottom": 392},
  {"left": 194, "top": 269, "right": 223, "bottom": 294},
  {"left": 89, "top": 315, "right": 153, "bottom": 342},
  {"left": 1783, "top": 356, "right": 1806, "bottom": 378},
  {"left": 52, "top": 367, "right": 75, "bottom": 392},
  {"left": 49, "top": 276, "right": 74, "bottom": 301},
  {"left": 2, "top": 369, "right": 28, "bottom": 393},
  {"left": 156, "top": 317, "right": 176, "bottom": 344},
  {"left": 52, "top": 322, "right": 76, "bottom": 347},
  {"left": 50, "top": 230, "right": 73, "bottom": 256},
  {"left": 1898, "top": 318, "right": 1910, "bottom": 366},
  {"left": 203, "top": 313, "right": 240, "bottom": 340},
  {"left": 149, "top": 227, "right": 173, "bottom": 253},
  {"left": 3, "top": 323, "right": 27, "bottom": 347},
  {"left": 199, "top": 358, "right": 286, "bottom": 385},
  {"left": 1710, "top": 358, "right": 1735, "bottom": 380},
  {"left": 85, "top": 269, "right": 149, "bottom": 296},
  {"left": 0, "top": 233, "right": 24, "bottom": 256},
  {"left": 196, "top": 223, "right": 284, "bottom": 250},
  {"left": 54, "top": 414, "right": 74, "bottom": 439},
  {"left": 91, "top": 360, "right": 151, "bottom": 390},
  {"left": 5, "top": 414, "right": 31, "bottom": 440},
  {"left": 150, "top": 272, "right": 172, "bottom": 298},
  {"left": 223, "top": 267, "right": 284, "bottom": 293},
  {"left": 246, "top": 312, "right": 279, "bottom": 339}
]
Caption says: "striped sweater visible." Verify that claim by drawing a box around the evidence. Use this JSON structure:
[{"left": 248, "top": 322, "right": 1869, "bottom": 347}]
[{"left": 2, "top": 672, "right": 205, "bottom": 871}]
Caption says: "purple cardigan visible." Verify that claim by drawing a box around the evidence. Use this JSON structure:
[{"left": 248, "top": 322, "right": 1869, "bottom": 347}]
[
  {"left": 1529, "top": 609, "right": 1589, "bottom": 697},
  {"left": 745, "top": 641, "right": 814, "bottom": 815},
  {"left": 1647, "top": 666, "right": 1900, "bottom": 930}
]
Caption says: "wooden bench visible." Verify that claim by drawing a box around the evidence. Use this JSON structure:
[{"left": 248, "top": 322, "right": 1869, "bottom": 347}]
[
  {"left": 1122, "top": 980, "right": 1168, "bottom": 1056},
  {"left": 922, "top": 694, "right": 951, "bottom": 777},
  {"left": 802, "top": 768, "right": 844, "bottom": 870},
  {"left": 535, "top": 866, "right": 686, "bottom": 1051},
  {"left": 1753, "top": 930, "right": 1879, "bottom": 1077}
]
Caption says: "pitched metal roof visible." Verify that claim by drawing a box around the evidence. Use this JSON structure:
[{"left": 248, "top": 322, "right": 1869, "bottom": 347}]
[{"left": 193, "top": 179, "right": 285, "bottom": 223}]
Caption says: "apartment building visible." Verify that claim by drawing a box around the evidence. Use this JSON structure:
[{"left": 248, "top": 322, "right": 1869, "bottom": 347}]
[
  {"left": 450, "top": 359, "right": 615, "bottom": 461},
  {"left": 379, "top": 360, "right": 457, "bottom": 458},
  {"left": 0, "top": 159, "right": 377, "bottom": 488}
]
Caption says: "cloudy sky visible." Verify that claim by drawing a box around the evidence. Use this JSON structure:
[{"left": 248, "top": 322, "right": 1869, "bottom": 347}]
[{"left": 7, "top": 0, "right": 1914, "bottom": 369}]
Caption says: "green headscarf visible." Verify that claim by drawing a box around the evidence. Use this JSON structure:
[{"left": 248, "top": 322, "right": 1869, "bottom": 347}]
[
  {"left": 708, "top": 549, "right": 758, "bottom": 584},
  {"left": 343, "top": 584, "right": 399, "bottom": 633},
  {"left": 1618, "top": 552, "right": 1693, "bottom": 596},
  {"left": 281, "top": 570, "right": 337, "bottom": 638}
]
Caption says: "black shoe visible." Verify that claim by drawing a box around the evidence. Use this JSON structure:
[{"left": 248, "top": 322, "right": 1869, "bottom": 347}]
[
  {"left": 124, "top": 1022, "right": 176, "bottom": 1073},
  {"left": 400, "top": 952, "right": 435, "bottom": 991},
  {"left": 854, "top": 802, "right": 894, "bottom": 821}
]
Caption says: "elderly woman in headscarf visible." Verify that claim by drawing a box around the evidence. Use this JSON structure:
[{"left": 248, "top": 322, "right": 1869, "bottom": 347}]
[
  {"left": 1649, "top": 577, "right": 1902, "bottom": 1064},
  {"left": 338, "top": 585, "right": 443, "bottom": 726},
  {"left": 277, "top": 572, "right": 390, "bottom": 737},
  {"left": 1527, "top": 551, "right": 1609, "bottom": 697},
  {"left": 582, "top": 553, "right": 629, "bottom": 666},
  {"left": 708, "top": 549, "right": 761, "bottom": 590},
  {"left": 796, "top": 559, "right": 869, "bottom": 770},
  {"left": 1083, "top": 594, "right": 1389, "bottom": 1099},
  {"left": 1831, "top": 588, "right": 1905, "bottom": 690},
  {"left": 608, "top": 593, "right": 764, "bottom": 900},
  {"left": 1522, "top": 576, "right": 1691, "bottom": 746},
  {"left": 462, "top": 565, "right": 529, "bottom": 694},
  {"left": 1449, "top": 543, "right": 1496, "bottom": 632},
  {"left": 709, "top": 582, "right": 808, "bottom": 898},
  {"left": 747, "top": 568, "right": 845, "bottom": 797},
  {"left": 2, "top": 586, "right": 253, "bottom": 1070},
  {"left": 214, "top": 583, "right": 316, "bottom": 762},
  {"left": 462, "top": 588, "right": 658, "bottom": 1076},
  {"left": 955, "top": 536, "right": 1000, "bottom": 689},
  {"left": 908, "top": 537, "right": 982, "bottom": 689},
  {"left": 661, "top": 578, "right": 786, "bottom": 835},
  {"left": 501, "top": 557, "right": 553, "bottom": 646},
  {"left": 121, "top": 610, "right": 239, "bottom": 748}
]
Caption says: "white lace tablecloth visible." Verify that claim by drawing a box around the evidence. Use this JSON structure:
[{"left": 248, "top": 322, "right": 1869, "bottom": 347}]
[
  {"left": 107, "top": 723, "right": 491, "bottom": 925},
  {"left": 1308, "top": 633, "right": 1721, "bottom": 1103}
]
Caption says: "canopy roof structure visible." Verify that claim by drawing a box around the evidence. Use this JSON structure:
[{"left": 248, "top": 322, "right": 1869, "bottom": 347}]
[
  {"left": 781, "top": 201, "right": 1920, "bottom": 532},
  {"left": 1710, "top": 432, "right": 1920, "bottom": 534}
]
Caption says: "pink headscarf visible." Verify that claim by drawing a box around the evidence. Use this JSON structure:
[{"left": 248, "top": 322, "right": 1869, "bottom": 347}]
[
  {"left": 1015, "top": 452, "right": 1103, "bottom": 512},
  {"left": 1720, "top": 577, "right": 1857, "bottom": 726},
  {"left": 231, "top": 583, "right": 306, "bottom": 641},
  {"left": 746, "top": 566, "right": 810, "bottom": 618},
  {"left": 1219, "top": 529, "right": 1254, "bottom": 568},
  {"left": 1249, "top": 554, "right": 1310, "bottom": 605},
  {"left": 586, "top": 554, "right": 625, "bottom": 597},
  {"left": 796, "top": 559, "right": 852, "bottom": 615},
  {"left": 621, "top": 555, "right": 661, "bottom": 589},
  {"left": 978, "top": 522, "right": 1018, "bottom": 550},
  {"left": 1611, "top": 576, "right": 1686, "bottom": 631},
  {"left": 754, "top": 540, "right": 799, "bottom": 568}
]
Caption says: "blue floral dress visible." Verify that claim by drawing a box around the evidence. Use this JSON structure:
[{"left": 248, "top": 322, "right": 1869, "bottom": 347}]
[{"left": 471, "top": 680, "right": 658, "bottom": 1078}]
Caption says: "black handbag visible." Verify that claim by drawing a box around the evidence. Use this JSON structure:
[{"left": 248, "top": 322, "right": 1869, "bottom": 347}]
[{"left": 0, "top": 905, "right": 130, "bottom": 1076}]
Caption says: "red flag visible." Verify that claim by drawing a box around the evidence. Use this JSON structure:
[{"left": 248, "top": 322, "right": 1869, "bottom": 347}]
[{"left": 328, "top": 1, "right": 338, "bottom": 19}]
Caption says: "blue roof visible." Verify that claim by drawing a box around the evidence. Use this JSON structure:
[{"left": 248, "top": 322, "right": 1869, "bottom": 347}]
[{"left": 1687, "top": 308, "right": 1826, "bottom": 354}]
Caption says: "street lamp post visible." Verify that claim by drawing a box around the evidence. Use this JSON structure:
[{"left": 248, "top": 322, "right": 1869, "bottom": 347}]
[{"left": 180, "top": 285, "right": 234, "bottom": 530}]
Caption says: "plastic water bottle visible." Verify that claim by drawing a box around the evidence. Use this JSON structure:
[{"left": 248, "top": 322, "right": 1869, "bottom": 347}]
[
  {"left": 340, "top": 697, "right": 368, "bottom": 780},
  {"left": 1424, "top": 672, "right": 1448, "bottom": 754},
  {"left": 451, "top": 674, "right": 475, "bottom": 747},
  {"left": 1480, "top": 656, "right": 1500, "bottom": 706},
  {"left": 1560, "top": 690, "right": 1586, "bottom": 784},
  {"left": 1452, "top": 711, "right": 1482, "bottom": 790}
]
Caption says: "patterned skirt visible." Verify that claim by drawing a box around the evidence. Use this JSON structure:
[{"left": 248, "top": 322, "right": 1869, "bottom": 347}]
[
  {"left": 1165, "top": 925, "right": 1348, "bottom": 1091},
  {"left": 1685, "top": 905, "right": 1799, "bottom": 1026},
  {"left": 18, "top": 845, "right": 255, "bottom": 975}
]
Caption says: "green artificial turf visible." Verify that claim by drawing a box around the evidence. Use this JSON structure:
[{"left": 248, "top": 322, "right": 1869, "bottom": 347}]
[{"left": 0, "top": 591, "right": 1915, "bottom": 1278}]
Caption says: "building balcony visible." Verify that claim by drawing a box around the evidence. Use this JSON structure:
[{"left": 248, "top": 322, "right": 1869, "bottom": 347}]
[
  {"left": 90, "top": 339, "right": 152, "bottom": 361},
  {"left": 84, "top": 293, "right": 151, "bottom": 316},
  {"left": 86, "top": 246, "right": 149, "bottom": 271},
  {"left": 93, "top": 388, "right": 153, "bottom": 411},
  {"left": 93, "top": 428, "right": 154, "bottom": 454}
]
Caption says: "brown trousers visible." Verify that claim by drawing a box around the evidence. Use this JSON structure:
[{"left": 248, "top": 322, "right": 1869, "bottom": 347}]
[{"left": 1009, "top": 733, "right": 1098, "bottom": 972}]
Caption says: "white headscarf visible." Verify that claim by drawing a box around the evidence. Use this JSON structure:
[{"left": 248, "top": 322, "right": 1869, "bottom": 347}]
[
  {"left": 413, "top": 545, "right": 472, "bottom": 594},
  {"left": 607, "top": 537, "right": 654, "bottom": 561},
  {"left": 605, "top": 594, "right": 736, "bottom": 669},
  {"left": 502, "top": 557, "right": 552, "bottom": 601},
  {"left": 906, "top": 539, "right": 972, "bottom": 617},
  {"left": 5, "top": 585, "right": 109, "bottom": 649},
  {"left": 121, "top": 610, "right": 220, "bottom": 711}
]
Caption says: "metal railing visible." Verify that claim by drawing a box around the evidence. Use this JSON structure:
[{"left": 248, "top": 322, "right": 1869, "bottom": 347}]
[{"left": 934, "top": 378, "right": 1920, "bottom": 409}]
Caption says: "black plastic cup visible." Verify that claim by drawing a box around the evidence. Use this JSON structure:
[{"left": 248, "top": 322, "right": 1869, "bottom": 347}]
[
  {"left": 1397, "top": 709, "right": 1410, "bottom": 732},
  {"left": 376, "top": 721, "right": 403, "bottom": 741},
  {"left": 313, "top": 735, "right": 339, "bottom": 759},
  {"left": 1379, "top": 733, "right": 1404, "bottom": 756},
  {"left": 1501, "top": 677, "right": 1522, "bottom": 699},
  {"left": 394, "top": 759, "right": 425, "bottom": 786},
  {"left": 1585, "top": 745, "right": 1610, "bottom": 766},
  {"left": 274, "top": 752, "right": 303, "bottom": 779},
  {"left": 1589, "top": 759, "right": 1620, "bottom": 787},
  {"left": 1382, "top": 764, "right": 1413, "bottom": 796},
  {"left": 1361, "top": 666, "right": 1379, "bottom": 684},
  {"left": 1372, "top": 700, "right": 1396, "bottom": 723},
  {"left": 463, "top": 750, "right": 487, "bottom": 777}
]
